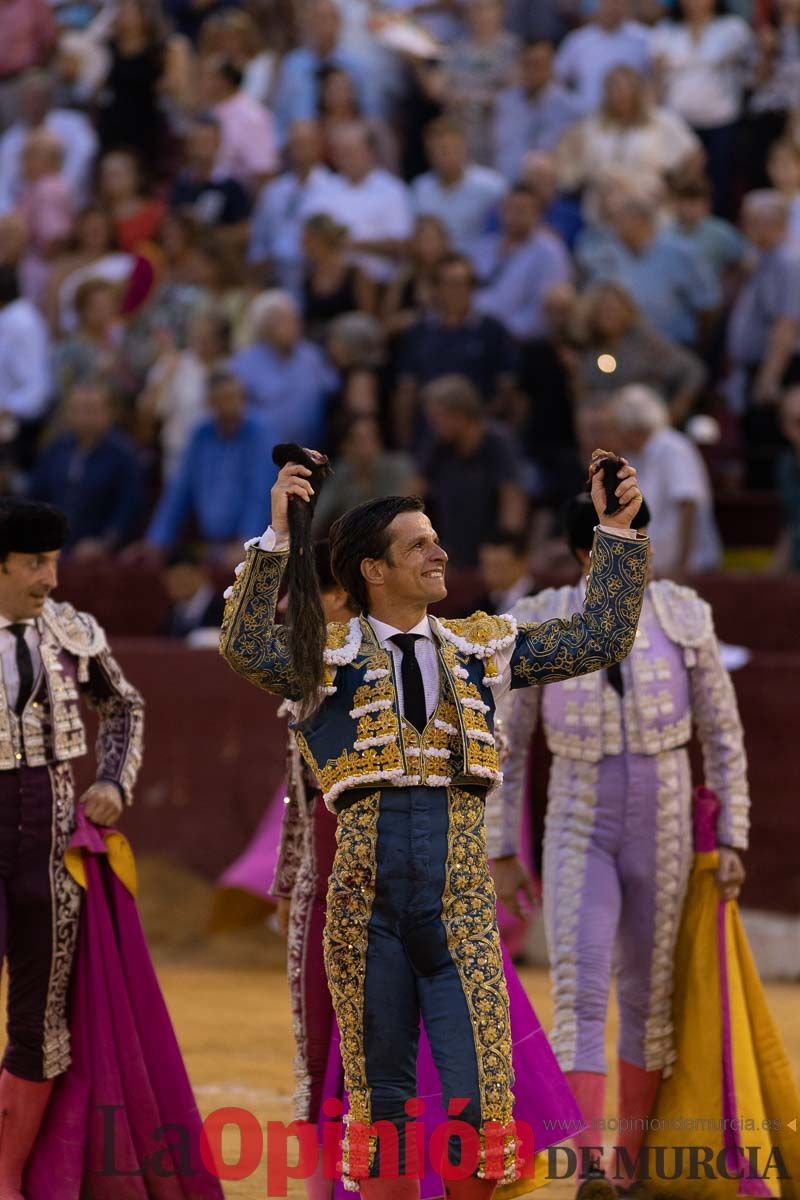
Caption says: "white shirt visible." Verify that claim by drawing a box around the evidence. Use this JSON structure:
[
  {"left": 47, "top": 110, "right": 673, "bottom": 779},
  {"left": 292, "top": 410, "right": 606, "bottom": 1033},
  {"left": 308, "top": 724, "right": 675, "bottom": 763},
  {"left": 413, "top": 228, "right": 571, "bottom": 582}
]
[
  {"left": 628, "top": 427, "right": 721, "bottom": 575},
  {"left": 301, "top": 167, "right": 413, "bottom": 282},
  {"left": 366, "top": 613, "right": 439, "bottom": 721},
  {"left": 555, "top": 21, "right": 651, "bottom": 114},
  {"left": 0, "top": 617, "right": 41, "bottom": 713},
  {"left": 649, "top": 17, "right": 754, "bottom": 129},
  {"left": 0, "top": 299, "right": 51, "bottom": 420}
]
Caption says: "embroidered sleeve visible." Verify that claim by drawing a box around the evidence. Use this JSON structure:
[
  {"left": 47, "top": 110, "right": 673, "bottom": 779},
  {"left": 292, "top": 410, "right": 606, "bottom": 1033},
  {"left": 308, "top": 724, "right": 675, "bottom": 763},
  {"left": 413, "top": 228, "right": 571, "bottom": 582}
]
[
  {"left": 82, "top": 648, "right": 145, "bottom": 806},
  {"left": 689, "top": 631, "right": 750, "bottom": 850},
  {"left": 270, "top": 736, "right": 307, "bottom": 898},
  {"left": 219, "top": 547, "right": 300, "bottom": 699},
  {"left": 509, "top": 531, "right": 647, "bottom": 689}
]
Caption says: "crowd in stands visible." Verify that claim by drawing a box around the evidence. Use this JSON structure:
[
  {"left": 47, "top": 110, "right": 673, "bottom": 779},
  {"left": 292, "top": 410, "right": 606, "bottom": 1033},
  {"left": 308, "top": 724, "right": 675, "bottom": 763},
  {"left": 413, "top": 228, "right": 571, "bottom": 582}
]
[{"left": 2, "top": 0, "right": 800, "bottom": 622}]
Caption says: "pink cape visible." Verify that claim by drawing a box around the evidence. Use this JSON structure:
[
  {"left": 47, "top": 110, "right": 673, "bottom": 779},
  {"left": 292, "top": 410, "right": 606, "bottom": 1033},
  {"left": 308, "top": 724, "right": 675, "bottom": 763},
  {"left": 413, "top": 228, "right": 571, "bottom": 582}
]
[{"left": 26, "top": 810, "right": 224, "bottom": 1200}]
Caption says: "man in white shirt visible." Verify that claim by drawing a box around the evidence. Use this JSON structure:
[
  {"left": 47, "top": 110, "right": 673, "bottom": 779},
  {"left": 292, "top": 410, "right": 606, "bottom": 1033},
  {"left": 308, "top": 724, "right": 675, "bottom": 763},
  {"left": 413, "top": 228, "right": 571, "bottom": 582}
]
[
  {"left": 302, "top": 120, "right": 413, "bottom": 283},
  {"left": 555, "top": 0, "right": 650, "bottom": 114},
  {"left": 411, "top": 117, "right": 507, "bottom": 267},
  {"left": 220, "top": 448, "right": 649, "bottom": 1198},
  {"left": 0, "top": 70, "right": 97, "bottom": 214},
  {"left": 0, "top": 266, "right": 51, "bottom": 430},
  {"left": 613, "top": 383, "right": 722, "bottom": 578}
]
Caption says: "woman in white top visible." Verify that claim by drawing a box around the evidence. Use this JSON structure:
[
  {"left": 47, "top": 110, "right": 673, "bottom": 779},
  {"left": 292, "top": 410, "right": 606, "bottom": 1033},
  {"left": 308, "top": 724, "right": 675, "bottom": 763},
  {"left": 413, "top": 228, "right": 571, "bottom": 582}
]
[
  {"left": 650, "top": 0, "right": 754, "bottom": 214},
  {"left": 555, "top": 64, "right": 701, "bottom": 222}
]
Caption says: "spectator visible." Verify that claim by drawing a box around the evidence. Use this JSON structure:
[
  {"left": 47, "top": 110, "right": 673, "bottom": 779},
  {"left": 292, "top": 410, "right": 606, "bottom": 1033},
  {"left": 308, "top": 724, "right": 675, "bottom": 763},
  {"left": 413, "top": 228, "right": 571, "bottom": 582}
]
[
  {"left": 230, "top": 290, "right": 335, "bottom": 447},
  {"left": 475, "top": 183, "right": 571, "bottom": 340},
  {"left": 477, "top": 529, "right": 535, "bottom": 614},
  {"left": 773, "top": 386, "right": 800, "bottom": 572},
  {"left": 613, "top": 383, "right": 721, "bottom": 578},
  {"left": 28, "top": 378, "right": 143, "bottom": 557},
  {"left": 0, "top": 70, "right": 98, "bottom": 214},
  {"left": 726, "top": 190, "right": 800, "bottom": 487},
  {"left": 198, "top": 9, "right": 277, "bottom": 108},
  {"left": 99, "top": 149, "right": 165, "bottom": 254},
  {"left": 392, "top": 252, "right": 516, "bottom": 446},
  {"left": 51, "top": 278, "right": 122, "bottom": 398},
  {"left": 95, "top": 0, "right": 170, "bottom": 167},
  {"left": 746, "top": 0, "right": 800, "bottom": 189},
  {"left": 555, "top": 65, "right": 701, "bottom": 222},
  {"left": 554, "top": 0, "right": 650, "bottom": 115},
  {"left": 668, "top": 174, "right": 747, "bottom": 287},
  {"left": 492, "top": 39, "right": 582, "bottom": 182},
  {"left": 417, "top": 373, "right": 527, "bottom": 567},
  {"left": 767, "top": 138, "right": 800, "bottom": 245},
  {"left": 301, "top": 213, "right": 375, "bottom": 343},
  {"left": 139, "top": 307, "right": 231, "bottom": 479},
  {"left": 161, "top": 547, "right": 225, "bottom": 639},
  {"left": 200, "top": 56, "right": 278, "bottom": 193},
  {"left": 0, "top": 265, "right": 51, "bottom": 431},
  {"left": 325, "top": 312, "right": 389, "bottom": 446},
  {"left": 382, "top": 214, "right": 451, "bottom": 335},
  {"left": 0, "top": 0, "right": 56, "bottom": 129},
  {"left": 411, "top": 118, "right": 507, "bottom": 267},
  {"left": 519, "top": 150, "right": 584, "bottom": 250},
  {"left": 311, "top": 414, "right": 416, "bottom": 535},
  {"left": 145, "top": 370, "right": 274, "bottom": 562},
  {"left": 43, "top": 205, "right": 126, "bottom": 335},
  {"left": 170, "top": 117, "right": 251, "bottom": 235},
  {"left": 513, "top": 282, "right": 583, "bottom": 509},
  {"left": 577, "top": 196, "right": 720, "bottom": 347},
  {"left": 164, "top": 0, "right": 243, "bottom": 43},
  {"left": 248, "top": 120, "right": 331, "bottom": 298},
  {"left": 573, "top": 280, "right": 707, "bottom": 423},
  {"left": 15, "top": 130, "right": 74, "bottom": 308},
  {"left": 422, "top": 0, "right": 519, "bottom": 165},
  {"left": 650, "top": 0, "right": 753, "bottom": 215},
  {"left": 318, "top": 64, "right": 399, "bottom": 174},
  {"left": 302, "top": 121, "right": 413, "bottom": 284},
  {"left": 272, "top": 0, "right": 378, "bottom": 138}
]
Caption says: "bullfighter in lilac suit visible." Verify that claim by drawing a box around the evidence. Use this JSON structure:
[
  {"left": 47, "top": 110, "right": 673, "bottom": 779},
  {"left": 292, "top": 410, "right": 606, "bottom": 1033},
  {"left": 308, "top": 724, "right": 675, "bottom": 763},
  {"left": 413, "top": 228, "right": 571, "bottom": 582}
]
[
  {"left": 0, "top": 499, "right": 144, "bottom": 1200},
  {"left": 492, "top": 494, "right": 749, "bottom": 1198}
]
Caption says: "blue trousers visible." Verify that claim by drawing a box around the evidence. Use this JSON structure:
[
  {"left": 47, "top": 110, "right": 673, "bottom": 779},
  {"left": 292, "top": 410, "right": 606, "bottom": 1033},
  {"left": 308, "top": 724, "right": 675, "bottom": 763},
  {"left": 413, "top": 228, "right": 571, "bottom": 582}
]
[{"left": 324, "top": 786, "right": 515, "bottom": 1183}]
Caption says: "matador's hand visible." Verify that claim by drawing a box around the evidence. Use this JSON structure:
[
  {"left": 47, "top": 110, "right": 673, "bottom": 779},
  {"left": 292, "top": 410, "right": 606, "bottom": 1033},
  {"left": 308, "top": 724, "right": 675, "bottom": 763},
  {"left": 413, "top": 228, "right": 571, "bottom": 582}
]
[
  {"left": 490, "top": 854, "right": 536, "bottom": 920},
  {"left": 716, "top": 847, "right": 746, "bottom": 902},
  {"left": 80, "top": 782, "right": 123, "bottom": 826},
  {"left": 588, "top": 449, "right": 643, "bottom": 529}
]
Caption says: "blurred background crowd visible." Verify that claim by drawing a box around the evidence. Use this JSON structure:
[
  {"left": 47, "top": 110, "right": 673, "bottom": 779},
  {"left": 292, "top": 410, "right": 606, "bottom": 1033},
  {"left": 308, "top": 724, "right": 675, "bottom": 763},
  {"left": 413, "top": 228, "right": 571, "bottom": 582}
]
[{"left": 3, "top": 0, "right": 800, "bottom": 632}]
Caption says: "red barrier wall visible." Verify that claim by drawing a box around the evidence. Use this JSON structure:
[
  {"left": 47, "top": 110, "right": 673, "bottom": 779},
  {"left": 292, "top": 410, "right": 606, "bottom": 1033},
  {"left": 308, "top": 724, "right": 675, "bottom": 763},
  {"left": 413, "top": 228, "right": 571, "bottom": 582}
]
[{"left": 80, "top": 641, "right": 800, "bottom": 915}]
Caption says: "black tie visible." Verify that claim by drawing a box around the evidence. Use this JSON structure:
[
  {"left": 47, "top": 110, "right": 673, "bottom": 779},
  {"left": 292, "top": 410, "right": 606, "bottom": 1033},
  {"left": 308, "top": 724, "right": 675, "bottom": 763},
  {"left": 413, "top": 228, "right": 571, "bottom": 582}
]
[
  {"left": 606, "top": 661, "right": 625, "bottom": 697},
  {"left": 390, "top": 634, "right": 428, "bottom": 734},
  {"left": 9, "top": 624, "right": 34, "bottom": 716}
]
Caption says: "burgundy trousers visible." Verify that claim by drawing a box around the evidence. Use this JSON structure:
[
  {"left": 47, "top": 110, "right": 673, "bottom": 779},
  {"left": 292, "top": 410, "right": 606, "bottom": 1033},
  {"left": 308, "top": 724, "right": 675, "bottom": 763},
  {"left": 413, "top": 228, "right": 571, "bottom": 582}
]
[{"left": 0, "top": 764, "right": 80, "bottom": 1081}]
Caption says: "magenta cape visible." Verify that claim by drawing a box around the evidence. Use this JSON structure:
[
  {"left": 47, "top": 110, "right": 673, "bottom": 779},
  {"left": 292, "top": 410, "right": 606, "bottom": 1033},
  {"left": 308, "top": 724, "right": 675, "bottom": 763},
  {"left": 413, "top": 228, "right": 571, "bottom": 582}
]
[
  {"left": 321, "top": 942, "right": 583, "bottom": 1199},
  {"left": 26, "top": 810, "right": 224, "bottom": 1200}
]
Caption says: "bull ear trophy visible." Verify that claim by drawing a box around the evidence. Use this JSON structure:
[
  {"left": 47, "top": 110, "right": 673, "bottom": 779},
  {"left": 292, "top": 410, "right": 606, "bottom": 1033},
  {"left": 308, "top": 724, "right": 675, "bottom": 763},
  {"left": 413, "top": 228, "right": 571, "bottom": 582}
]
[{"left": 272, "top": 444, "right": 333, "bottom": 718}]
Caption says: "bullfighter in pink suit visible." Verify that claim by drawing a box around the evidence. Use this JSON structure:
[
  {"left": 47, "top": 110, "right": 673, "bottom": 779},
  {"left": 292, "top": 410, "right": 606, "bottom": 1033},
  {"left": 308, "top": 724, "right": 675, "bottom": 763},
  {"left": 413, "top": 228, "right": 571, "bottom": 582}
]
[{"left": 494, "top": 494, "right": 749, "bottom": 1198}]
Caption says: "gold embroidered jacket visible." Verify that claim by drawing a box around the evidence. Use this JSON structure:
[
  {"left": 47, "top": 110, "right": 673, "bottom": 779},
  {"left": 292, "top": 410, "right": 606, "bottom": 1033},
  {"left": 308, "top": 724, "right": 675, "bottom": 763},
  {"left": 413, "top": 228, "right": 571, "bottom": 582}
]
[
  {"left": 0, "top": 599, "right": 145, "bottom": 804},
  {"left": 220, "top": 530, "right": 648, "bottom": 810}
]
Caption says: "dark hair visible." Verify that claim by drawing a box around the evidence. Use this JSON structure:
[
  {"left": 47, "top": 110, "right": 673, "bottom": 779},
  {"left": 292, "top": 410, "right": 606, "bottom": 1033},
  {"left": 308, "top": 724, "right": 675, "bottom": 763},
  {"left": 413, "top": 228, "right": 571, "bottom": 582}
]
[
  {"left": 673, "top": 0, "right": 726, "bottom": 19},
  {"left": 207, "top": 367, "right": 241, "bottom": 393},
  {"left": 272, "top": 445, "right": 333, "bottom": 717},
  {"left": 330, "top": 495, "right": 425, "bottom": 614},
  {"left": 0, "top": 266, "right": 19, "bottom": 308},
  {"left": 191, "top": 113, "right": 222, "bottom": 135},
  {"left": 480, "top": 529, "right": 528, "bottom": 557},
  {"left": 166, "top": 544, "right": 205, "bottom": 569},
  {"left": 669, "top": 174, "right": 711, "bottom": 201},
  {"left": 508, "top": 182, "right": 540, "bottom": 203},
  {"left": 562, "top": 492, "right": 651, "bottom": 559},
  {"left": 212, "top": 57, "right": 243, "bottom": 90},
  {"left": 314, "top": 539, "right": 336, "bottom": 592},
  {"left": 522, "top": 36, "right": 555, "bottom": 51},
  {"left": 433, "top": 252, "right": 476, "bottom": 286}
]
